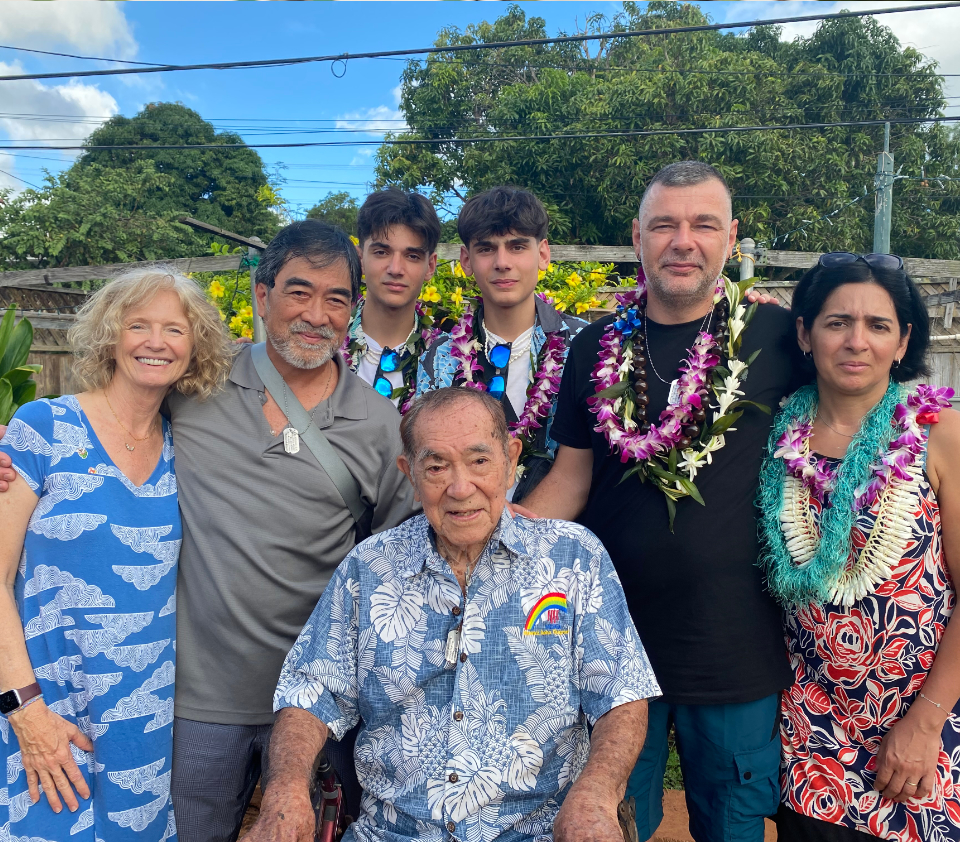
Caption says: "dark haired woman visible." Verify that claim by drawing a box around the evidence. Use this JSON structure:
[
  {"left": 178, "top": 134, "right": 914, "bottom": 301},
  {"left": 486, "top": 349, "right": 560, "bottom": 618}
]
[{"left": 758, "top": 253, "right": 960, "bottom": 839}]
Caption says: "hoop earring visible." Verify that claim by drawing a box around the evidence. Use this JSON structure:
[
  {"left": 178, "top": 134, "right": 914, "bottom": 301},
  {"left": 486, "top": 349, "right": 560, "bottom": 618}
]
[{"left": 894, "top": 357, "right": 901, "bottom": 367}]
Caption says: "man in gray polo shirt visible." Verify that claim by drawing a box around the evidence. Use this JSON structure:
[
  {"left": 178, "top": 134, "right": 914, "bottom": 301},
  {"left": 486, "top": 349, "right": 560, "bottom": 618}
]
[{"left": 168, "top": 221, "right": 416, "bottom": 841}]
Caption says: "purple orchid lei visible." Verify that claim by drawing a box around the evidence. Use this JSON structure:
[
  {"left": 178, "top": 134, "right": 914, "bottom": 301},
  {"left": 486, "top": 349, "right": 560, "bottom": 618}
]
[
  {"left": 774, "top": 384, "right": 954, "bottom": 510},
  {"left": 447, "top": 301, "right": 567, "bottom": 441},
  {"left": 588, "top": 281, "right": 722, "bottom": 463}
]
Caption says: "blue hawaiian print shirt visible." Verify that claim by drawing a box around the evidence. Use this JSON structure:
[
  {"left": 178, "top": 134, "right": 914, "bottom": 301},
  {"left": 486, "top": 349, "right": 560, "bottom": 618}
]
[{"left": 274, "top": 511, "right": 660, "bottom": 842}]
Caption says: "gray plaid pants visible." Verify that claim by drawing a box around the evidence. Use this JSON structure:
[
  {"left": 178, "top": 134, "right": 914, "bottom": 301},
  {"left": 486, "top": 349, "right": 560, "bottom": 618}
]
[{"left": 171, "top": 717, "right": 360, "bottom": 842}]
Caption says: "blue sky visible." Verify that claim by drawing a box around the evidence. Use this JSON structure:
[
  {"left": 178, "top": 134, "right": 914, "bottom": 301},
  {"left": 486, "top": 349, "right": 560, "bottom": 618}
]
[{"left": 1, "top": 1, "right": 958, "bottom": 220}]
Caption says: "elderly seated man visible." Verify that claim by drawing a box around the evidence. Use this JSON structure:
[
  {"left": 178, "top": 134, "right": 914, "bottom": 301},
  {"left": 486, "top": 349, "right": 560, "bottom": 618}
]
[{"left": 244, "top": 387, "right": 661, "bottom": 842}]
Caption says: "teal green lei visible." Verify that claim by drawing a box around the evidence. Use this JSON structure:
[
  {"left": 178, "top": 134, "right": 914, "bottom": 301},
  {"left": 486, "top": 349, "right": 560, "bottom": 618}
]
[{"left": 757, "top": 380, "right": 905, "bottom": 607}]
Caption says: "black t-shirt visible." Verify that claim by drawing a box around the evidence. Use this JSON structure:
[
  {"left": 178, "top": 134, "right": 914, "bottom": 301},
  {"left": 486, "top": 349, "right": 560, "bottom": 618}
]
[{"left": 551, "top": 304, "right": 802, "bottom": 705}]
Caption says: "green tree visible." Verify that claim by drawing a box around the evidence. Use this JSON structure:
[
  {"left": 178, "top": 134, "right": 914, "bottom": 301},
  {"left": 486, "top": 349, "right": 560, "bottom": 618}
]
[
  {"left": 376, "top": 2, "right": 960, "bottom": 259},
  {"left": 78, "top": 102, "right": 280, "bottom": 244},
  {"left": 0, "top": 161, "right": 196, "bottom": 268},
  {"left": 305, "top": 191, "right": 359, "bottom": 234}
]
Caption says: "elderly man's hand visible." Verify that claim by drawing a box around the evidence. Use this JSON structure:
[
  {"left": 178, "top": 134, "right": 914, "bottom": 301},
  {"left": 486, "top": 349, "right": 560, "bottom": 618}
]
[
  {"left": 553, "top": 786, "right": 624, "bottom": 842},
  {"left": 242, "top": 779, "right": 315, "bottom": 842}
]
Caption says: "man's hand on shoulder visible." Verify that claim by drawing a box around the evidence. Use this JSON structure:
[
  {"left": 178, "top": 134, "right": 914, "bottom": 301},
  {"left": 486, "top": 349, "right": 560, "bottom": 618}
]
[
  {"left": 553, "top": 784, "right": 624, "bottom": 842},
  {"left": 242, "top": 779, "right": 315, "bottom": 842},
  {"left": 0, "top": 426, "right": 16, "bottom": 492},
  {"left": 745, "top": 290, "right": 783, "bottom": 307}
]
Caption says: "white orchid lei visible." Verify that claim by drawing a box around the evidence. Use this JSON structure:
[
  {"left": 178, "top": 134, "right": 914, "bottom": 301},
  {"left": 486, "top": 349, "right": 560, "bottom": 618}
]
[{"left": 588, "top": 274, "right": 766, "bottom": 529}]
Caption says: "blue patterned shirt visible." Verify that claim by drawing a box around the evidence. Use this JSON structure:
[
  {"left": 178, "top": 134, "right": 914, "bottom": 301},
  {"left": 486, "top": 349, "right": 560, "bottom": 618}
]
[{"left": 274, "top": 511, "right": 660, "bottom": 842}]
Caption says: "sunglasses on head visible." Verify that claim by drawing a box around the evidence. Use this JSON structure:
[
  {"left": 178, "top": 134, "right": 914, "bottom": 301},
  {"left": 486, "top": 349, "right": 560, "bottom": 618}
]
[
  {"left": 817, "top": 252, "right": 904, "bottom": 272},
  {"left": 373, "top": 348, "right": 402, "bottom": 399},
  {"left": 486, "top": 343, "right": 511, "bottom": 400}
]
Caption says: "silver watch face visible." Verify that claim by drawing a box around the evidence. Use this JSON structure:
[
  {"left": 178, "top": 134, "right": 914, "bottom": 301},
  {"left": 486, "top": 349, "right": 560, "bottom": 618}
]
[{"left": 0, "top": 689, "right": 21, "bottom": 715}]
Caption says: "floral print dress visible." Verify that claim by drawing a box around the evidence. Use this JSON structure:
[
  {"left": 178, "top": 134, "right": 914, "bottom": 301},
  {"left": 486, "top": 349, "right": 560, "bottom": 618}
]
[{"left": 781, "top": 447, "right": 960, "bottom": 841}]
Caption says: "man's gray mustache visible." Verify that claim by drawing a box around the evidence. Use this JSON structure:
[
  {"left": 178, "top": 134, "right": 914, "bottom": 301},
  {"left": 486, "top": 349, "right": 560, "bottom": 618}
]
[{"left": 289, "top": 323, "right": 337, "bottom": 339}]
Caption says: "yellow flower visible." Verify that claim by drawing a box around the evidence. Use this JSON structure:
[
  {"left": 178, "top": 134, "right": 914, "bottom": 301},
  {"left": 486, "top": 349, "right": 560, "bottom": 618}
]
[
  {"left": 565, "top": 272, "right": 582, "bottom": 288},
  {"left": 588, "top": 296, "right": 603, "bottom": 309},
  {"left": 538, "top": 269, "right": 546, "bottom": 281},
  {"left": 589, "top": 271, "right": 605, "bottom": 283},
  {"left": 208, "top": 280, "right": 226, "bottom": 298},
  {"left": 240, "top": 305, "right": 253, "bottom": 317},
  {"left": 219, "top": 311, "right": 227, "bottom": 322},
  {"left": 454, "top": 262, "right": 468, "bottom": 278},
  {"left": 421, "top": 285, "right": 441, "bottom": 303},
  {"left": 241, "top": 326, "right": 254, "bottom": 339},
  {"left": 349, "top": 235, "right": 359, "bottom": 246},
  {"left": 229, "top": 315, "right": 245, "bottom": 333},
  {"left": 575, "top": 301, "right": 590, "bottom": 314},
  {"left": 450, "top": 286, "right": 464, "bottom": 307}
]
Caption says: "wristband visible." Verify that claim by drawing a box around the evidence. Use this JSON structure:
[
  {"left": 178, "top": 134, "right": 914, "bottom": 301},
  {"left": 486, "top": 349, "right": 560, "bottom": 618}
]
[
  {"left": 919, "top": 691, "right": 944, "bottom": 711},
  {"left": 8, "top": 694, "right": 43, "bottom": 716},
  {"left": 0, "top": 682, "right": 42, "bottom": 716}
]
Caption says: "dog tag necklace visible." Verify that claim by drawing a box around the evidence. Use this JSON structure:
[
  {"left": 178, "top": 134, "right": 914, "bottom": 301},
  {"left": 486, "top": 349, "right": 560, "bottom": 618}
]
[
  {"left": 279, "top": 362, "right": 333, "bottom": 454},
  {"left": 644, "top": 309, "right": 712, "bottom": 407}
]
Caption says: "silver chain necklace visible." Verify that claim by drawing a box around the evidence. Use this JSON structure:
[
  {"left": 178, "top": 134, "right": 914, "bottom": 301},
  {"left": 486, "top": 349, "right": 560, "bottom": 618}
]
[{"left": 644, "top": 309, "right": 713, "bottom": 404}]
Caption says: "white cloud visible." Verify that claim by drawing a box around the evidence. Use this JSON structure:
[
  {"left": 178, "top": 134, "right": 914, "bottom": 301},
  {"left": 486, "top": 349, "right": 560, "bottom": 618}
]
[
  {"left": 349, "top": 148, "right": 375, "bottom": 166},
  {"left": 0, "top": 62, "right": 119, "bottom": 144},
  {"left": 336, "top": 104, "right": 407, "bottom": 136},
  {"left": 0, "top": 2, "right": 137, "bottom": 58}
]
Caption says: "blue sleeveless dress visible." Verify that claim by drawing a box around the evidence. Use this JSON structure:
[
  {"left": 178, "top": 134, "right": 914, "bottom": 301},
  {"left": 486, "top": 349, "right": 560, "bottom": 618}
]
[{"left": 0, "top": 396, "right": 177, "bottom": 841}]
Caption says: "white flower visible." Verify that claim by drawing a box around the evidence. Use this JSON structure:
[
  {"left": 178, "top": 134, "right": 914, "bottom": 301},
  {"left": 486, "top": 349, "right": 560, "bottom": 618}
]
[
  {"left": 728, "top": 359, "right": 748, "bottom": 379},
  {"left": 728, "top": 305, "right": 747, "bottom": 342},
  {"left": 678, "top": 448, "right": 707, "bottom": 479}
]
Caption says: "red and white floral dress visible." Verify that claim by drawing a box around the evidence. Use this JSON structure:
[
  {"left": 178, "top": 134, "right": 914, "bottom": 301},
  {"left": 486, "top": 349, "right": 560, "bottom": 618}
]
[{"left": 781, "top": 445, "right": 960, "bottom": 840}]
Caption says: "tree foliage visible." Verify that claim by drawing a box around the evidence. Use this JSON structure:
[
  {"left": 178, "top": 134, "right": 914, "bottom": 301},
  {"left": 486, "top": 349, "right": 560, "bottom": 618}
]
[
  {"left": 376, "top": 2, "right": 960, "bottom": 258},
  {"left": 0, "top": 103, "right": 282, "bottom": 268},
  {"left": 306, "top": 191, "right": 359, "bottom": 234}
]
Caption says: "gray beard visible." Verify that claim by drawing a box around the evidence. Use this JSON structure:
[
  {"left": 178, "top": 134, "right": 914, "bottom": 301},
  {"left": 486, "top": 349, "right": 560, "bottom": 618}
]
[
  {"left": 645, "top": 268, "right": 718, "bottom": 313},
  {"left": 266, "top": 323, "right": 339, "bottom": 370}
]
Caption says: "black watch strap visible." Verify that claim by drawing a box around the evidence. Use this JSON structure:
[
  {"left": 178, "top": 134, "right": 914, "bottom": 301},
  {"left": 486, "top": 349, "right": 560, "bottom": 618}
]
[{"left": 0, "top": 682, "right": 41, "bottom": 715}]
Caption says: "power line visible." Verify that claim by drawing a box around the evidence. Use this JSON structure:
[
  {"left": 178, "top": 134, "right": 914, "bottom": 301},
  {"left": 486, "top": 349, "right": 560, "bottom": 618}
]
[
  {"left": 0, "top": 44, "right": 166, "bottom": 67},
  {"left": 0, "top": 3, "right": 955, "bottom": 83},
  {"left": 3, "top": 115, "right": 958, "bottom": 151},
  {"left": 0, "top": 167, "right": 40, "bottom": 189}
]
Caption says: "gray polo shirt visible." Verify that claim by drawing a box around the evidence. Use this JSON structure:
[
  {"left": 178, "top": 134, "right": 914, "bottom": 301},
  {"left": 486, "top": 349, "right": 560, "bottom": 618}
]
[{"left": 167, "top": 345, "right": 418, "bottom": 724}]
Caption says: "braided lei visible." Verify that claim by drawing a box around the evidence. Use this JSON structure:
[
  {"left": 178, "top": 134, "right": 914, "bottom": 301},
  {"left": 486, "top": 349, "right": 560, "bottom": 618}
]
[
  {"left": 588, "top": 273, "right": 765, "bottom": 529},
  {"left": 447, "top": 301, "right": 567, "bottom": 461},
  {"left": 342, "top": 299, "right": 443, "bottom": 414},
  {"left": 758, "top": 381, "right": 954, "bottom": 607}
]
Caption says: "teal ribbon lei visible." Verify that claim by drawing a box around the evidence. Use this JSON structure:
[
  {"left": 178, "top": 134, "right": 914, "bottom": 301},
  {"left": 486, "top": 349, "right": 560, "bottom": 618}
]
[{"left": 757, "top": 380, "right": 905, "bottom": 607}]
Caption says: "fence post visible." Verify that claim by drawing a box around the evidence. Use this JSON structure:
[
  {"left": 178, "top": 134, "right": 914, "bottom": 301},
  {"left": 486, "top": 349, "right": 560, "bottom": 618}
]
[
  {"left": 740, "top": 238, "right": 756, "bottom": 282},
  {"left": 249, "top": 244, "right": 266, "bottom": 344},
  {"left": 873, "top": 122, "right": 894, "bottom": 254}
]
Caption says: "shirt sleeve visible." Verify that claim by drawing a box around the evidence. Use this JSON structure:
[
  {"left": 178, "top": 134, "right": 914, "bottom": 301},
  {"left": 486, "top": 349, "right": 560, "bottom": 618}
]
[
  {"left": 573, "top": 539, "right": 662, "bottom": 725},
  {"left": 549, "top": 331, "right": 594, "bottom": 450},
  {"left": 274, "top": 555, "right": 361, "bottom": 739},
  {"left": 0, "top": 399, "right": 55, "bottom": 494}
]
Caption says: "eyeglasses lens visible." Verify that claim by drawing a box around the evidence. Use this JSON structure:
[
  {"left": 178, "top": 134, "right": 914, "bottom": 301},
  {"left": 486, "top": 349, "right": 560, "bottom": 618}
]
[
  {"left": 863, "top": 253, "right": 904, "bottom": 271},
  {"left": 818, "top": 252, "right": 904, "bottom": 272},
  {"left": 380, "top": 349, "right": 400, "bottom": 373},
  {"left": 818, "top": 252, "right": 859, "bottom": 269},
  {"left": 489, "top": 344, "right": 511, "bottom": 370},
  {"left": 374, "top": 377, "right": 393, "bottom": 398},
  {"left": 488, "top": 375, "right": 506, "bottom": 399}
]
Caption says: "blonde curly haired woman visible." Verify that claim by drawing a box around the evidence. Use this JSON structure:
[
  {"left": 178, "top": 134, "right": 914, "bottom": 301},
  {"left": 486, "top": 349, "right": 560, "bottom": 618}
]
[{"left": 0, "top": 269, "right": 231, "bottom": 841}]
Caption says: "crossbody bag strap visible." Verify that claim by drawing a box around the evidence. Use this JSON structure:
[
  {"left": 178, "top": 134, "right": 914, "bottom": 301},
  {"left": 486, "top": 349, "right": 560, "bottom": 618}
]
[{"left": 251, "top": 343, "right": 367, "bottom": 523}]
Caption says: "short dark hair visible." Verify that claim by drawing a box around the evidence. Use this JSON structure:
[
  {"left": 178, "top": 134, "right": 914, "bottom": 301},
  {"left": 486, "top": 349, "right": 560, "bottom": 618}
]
[
  {"left": 457, "top": 186, "right": 548, "bottom": 248},
  {"left": 639, "top": 161, "right": 732, "bottom": 217},
  {"left": 400, "top": 387, "right": 509, "bottom": 464},
  {"left": 357, "top": 188, "right": 441, "bottom": 254},
  {"left": 256, "top": 220, "right": 362, "bottom": 301},
  {"left": 791, "top": 258, "right": 931, "bottom": 383}
]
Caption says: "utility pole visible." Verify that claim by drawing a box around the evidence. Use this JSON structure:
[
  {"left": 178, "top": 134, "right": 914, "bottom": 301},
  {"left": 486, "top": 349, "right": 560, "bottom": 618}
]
[
  {"left": 873, "top": 122, "right": 894, "bottom": 254},
  {"left": 739, "top": 238, "right": 756, "bottom": 282}
]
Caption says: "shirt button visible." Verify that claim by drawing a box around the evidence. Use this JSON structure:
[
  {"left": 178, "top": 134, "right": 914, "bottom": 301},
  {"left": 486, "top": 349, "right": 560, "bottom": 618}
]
[
  {"left": 449, "top": 772, "right": 459, "bottom": 783},
  {"left": 447, "top": 821, "right": 456, "bottom": 833},
  {"left": 744, "top": 771, "right": 752, "bottom": 780},
  {"left": 452, "top": 606, "right": 461, "bottom": 616},
  {"left": 459, "top": 652, "right": 467, "bottom": 663},
  {"left": 453, "top": 711, "right": 464, "bottom": 721}
]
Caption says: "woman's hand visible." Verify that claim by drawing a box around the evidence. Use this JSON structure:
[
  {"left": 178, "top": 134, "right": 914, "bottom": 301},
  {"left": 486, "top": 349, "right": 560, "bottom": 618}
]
[
  {"left": 874, "top": 706, "right": 945, "bottom": 803},
  {"left": 9, "top": 700, "right": 94, "bottom": 813}
]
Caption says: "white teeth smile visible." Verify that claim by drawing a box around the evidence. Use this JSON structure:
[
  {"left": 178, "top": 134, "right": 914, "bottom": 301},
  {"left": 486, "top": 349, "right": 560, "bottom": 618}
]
[{"left": 137, "top": 358, "right": 171, "bottom": 366}]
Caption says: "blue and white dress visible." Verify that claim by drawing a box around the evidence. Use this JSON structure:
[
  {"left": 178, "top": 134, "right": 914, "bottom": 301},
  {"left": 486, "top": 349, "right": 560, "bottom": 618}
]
[{"left": 0, "top": 396, "right": 178, "bottom": 842}]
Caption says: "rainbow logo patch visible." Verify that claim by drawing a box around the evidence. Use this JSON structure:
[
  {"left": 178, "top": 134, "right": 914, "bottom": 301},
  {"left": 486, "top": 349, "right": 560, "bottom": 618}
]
[{"left": 523, "top": 592, "right": 569, "bottom": 636}]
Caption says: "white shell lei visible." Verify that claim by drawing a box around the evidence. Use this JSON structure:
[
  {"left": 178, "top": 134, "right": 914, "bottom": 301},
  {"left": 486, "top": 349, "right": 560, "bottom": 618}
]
[{"left": 780, "top": 440, "right": 922, "bottom": 607}]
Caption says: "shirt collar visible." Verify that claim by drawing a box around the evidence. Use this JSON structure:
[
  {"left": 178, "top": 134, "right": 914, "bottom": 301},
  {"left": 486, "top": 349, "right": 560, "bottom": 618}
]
[
  {"left": 399, "top": 508, "right": 529, "bottom": 580},
  {"left": 350, "top": 295, "right": 422, "bottom": 358},
  {"left": 228, "top": 343, "right": 368, "bottom": 423},
  {"left": 535, "top": 294, "right": 564, "bottom": 334}
]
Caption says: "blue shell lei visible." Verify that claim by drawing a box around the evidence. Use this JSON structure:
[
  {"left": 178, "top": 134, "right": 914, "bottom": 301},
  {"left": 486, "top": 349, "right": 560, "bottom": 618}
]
[{"left": 757, "top": 379, "right": 905, "bottom": 607}]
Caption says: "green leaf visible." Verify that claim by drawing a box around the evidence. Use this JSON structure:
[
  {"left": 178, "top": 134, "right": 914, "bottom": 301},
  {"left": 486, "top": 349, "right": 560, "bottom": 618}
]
[
  {"left": 594, "top": 380, "right": 631, "bottom": 400},
  {"left": 0, "top": 319, "right": 33, "bottom": 375},
  {"left": 12, "top": 380, "right": 36, "bottom": 406},
  {"left": 735, "top": 277, "right": 758, "bottom": 299},
  {"left": 745, "top": 348, "right": 762, "bottom": 367},
  {"left": 708, "top": 410, "right": 744, "bottom": 438},
  {"left": 727, "top": 399, "right": 771, "bottom": 415},
  {"left": 678, "top": 478, "right": 705, "bottom": 505},
  {"left": 665, "top": 495, "right": 677, "bottom": 533},
  {"left": 2, "top": 364, "right": 41, "bottom": 390},
  {"left": 0, "top": 307, "right": 15, "bottom": 357},
  {"left": 668, "top": 447, "right": 678, "bottom": 474},
  {"left": 742, "top": 300, "right": 759, "bottom": 328},
  {"left": 0, "top": 379, "right": 13, "bottom": 426},
  {"left": 647, "top": 462, "right": 686, "bottom": 485},
  {"left": 618, "top": 463, "right": 648, "bottom": 484}
]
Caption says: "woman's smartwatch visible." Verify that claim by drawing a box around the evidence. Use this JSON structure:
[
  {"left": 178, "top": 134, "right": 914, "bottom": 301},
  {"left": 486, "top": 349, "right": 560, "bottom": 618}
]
[{"left": 0, "top": 682, "right": 42, "bottom": 715}]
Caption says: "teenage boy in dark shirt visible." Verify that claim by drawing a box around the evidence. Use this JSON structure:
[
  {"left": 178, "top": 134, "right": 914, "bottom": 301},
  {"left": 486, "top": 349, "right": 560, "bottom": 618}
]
[{"left": 521, "top": 162, "right": 802, "bottom": 842}]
